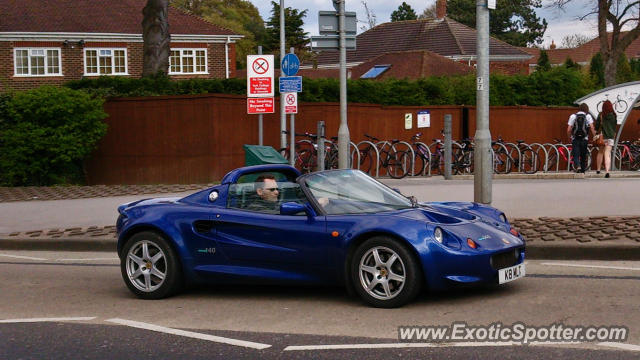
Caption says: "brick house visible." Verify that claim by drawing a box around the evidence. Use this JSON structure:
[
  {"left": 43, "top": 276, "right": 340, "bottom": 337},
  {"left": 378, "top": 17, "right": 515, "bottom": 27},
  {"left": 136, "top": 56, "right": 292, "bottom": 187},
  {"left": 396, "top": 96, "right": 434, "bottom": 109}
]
[
  {"left": 0, "top": 0, "right": 242, "bottom": 91},
  {"left": 305, "top": 0, "right": 532, "bottom": 79}
]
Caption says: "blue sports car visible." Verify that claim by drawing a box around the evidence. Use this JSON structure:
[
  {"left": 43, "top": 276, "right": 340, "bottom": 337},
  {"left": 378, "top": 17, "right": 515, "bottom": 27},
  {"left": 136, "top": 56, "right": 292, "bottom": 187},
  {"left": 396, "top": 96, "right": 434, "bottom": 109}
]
[{"left": 116, "top": 164, "right": 525, "bottom": 308}]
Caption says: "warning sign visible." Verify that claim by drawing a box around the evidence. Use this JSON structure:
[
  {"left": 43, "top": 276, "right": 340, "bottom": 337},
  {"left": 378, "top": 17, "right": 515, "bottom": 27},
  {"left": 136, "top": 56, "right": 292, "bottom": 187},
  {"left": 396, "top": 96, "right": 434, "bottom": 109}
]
[
  {"left": 284, "top": 92, "right": 297, "bottom": 114},
  {"left": 247, "top": 55, "right": 274, "bottom": 97},
  {"left": 247, "top": 98, "right": 275, "bottom": 114}
]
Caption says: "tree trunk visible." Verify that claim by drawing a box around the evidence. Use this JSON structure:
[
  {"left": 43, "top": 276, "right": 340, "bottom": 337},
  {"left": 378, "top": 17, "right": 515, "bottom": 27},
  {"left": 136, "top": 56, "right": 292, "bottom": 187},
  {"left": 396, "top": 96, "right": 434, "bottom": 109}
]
[{"left": 142, "top": 0, "right": 170, "bottom": 77}]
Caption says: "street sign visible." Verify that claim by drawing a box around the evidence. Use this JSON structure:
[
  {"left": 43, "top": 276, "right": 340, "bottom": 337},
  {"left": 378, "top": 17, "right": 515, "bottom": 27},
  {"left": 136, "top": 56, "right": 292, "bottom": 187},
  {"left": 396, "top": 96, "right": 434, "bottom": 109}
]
[
  {"left": 310, "top": 35, "right": 356, "bottom": 50},
  {"left": 279, "top": 76, "right": 302, "bottom": 93},
  {"left": 318, "top": 11, "right": 357, "bottom": 35},
  {"left": 247, "top": 98, "right": 275, "bottom": 114},
  {"left": 283, "top": 92, "right": 298, "bottom": 114},
  {"left": 488, "top": 0, "right": 496, "bottom": 10},
  {"left": 417, "top": 110, "right": 431, "bottom": 128},
  {"left": 281, "top": 53, "right": 300, "bottom": 76},
  {"left": 247, "top": 54, "right": 274, "bottom": 97}
]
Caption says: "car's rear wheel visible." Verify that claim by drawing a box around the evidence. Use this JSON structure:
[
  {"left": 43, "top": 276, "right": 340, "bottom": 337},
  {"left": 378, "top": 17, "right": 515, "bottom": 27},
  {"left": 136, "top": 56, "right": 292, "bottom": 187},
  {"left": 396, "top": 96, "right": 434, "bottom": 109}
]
[
  {"left": 120, "top": 231, "right": 182, "bottom": 299},
  {"left": 350, "top": 236, "right": 423, "bottom": 308}
]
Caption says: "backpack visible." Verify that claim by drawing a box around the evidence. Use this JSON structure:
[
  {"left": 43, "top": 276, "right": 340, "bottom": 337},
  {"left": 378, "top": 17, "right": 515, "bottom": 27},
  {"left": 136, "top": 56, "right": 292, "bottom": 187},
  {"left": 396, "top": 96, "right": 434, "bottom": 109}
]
[{"left": 572, "top": 113, "right": 587, "bottom": 138}]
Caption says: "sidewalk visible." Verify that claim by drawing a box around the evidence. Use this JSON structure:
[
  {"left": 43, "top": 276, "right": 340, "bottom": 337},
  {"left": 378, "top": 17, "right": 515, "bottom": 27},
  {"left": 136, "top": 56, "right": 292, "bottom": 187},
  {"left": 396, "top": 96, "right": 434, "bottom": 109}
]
[{"left": 1, "top": 173, "right": 639, "bottom": 259}]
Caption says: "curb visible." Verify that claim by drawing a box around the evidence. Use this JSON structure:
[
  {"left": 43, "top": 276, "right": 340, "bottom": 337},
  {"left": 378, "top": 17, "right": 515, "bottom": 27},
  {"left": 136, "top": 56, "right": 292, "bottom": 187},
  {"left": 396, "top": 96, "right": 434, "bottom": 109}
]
[{"left": 1, "top": 236, "right": 639, "bottom": 261}]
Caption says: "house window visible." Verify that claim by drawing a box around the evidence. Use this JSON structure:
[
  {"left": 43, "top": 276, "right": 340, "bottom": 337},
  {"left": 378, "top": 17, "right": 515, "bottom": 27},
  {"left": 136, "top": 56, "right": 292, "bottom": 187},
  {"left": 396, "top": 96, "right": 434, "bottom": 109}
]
[
  {"left": 14, "top": 48, "right": 62, "bottom": 76},
  {"left": 169, "top": 49, "right": 207, "bottom": 74},
  {"left": 84, "top": 48, "right": 128, "bottom": 75},
  {"left": 360, "top": 65, "right": 391, "bottom": 79}
]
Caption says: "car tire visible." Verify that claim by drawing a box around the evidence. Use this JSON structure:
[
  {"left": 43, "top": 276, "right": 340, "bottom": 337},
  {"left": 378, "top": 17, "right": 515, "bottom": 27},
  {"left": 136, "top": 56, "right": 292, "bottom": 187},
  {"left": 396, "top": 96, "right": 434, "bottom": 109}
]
[
  {"left": 350, "top": 236, "right": 423, "bottom": 308},
  {"left": 120, "top": 231, "right": 183, "bottom": 299}
]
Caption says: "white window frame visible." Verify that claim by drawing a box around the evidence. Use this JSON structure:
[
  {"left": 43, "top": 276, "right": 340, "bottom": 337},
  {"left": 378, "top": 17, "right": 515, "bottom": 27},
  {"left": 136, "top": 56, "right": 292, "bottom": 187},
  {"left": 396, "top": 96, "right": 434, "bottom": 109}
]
[
  {"left": 13, "top": 48, "right": 62, "bottom": 77},
  {"left": 169, "top": 48, "right": 208, "bottom": 75},
  {"left": 83, "top": 48, "right": 129, "bottom": 76}
]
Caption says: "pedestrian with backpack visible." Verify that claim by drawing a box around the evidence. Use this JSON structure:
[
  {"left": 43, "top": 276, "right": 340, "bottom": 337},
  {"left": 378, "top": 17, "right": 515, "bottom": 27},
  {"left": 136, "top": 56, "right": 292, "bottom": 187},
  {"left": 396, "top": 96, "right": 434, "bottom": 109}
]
[{"left": 567, "top": 103, "right": 595, "bottom": 173}]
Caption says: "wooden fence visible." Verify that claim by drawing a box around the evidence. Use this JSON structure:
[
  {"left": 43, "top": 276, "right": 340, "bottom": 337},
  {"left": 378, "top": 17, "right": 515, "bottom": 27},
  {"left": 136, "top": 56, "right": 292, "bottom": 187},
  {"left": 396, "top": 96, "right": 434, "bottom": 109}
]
[{"left": 85, "top": 93, "right": 640, "bottom": 184}]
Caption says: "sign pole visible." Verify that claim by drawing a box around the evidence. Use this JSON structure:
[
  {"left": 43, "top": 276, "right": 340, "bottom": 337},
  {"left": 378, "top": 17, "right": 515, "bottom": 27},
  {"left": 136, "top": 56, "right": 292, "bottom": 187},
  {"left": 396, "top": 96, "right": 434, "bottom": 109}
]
[
  {"left": 257, "top": 46, "right": 263, "bottom": 145},
  {"left": 289, "top": 48, "right": 296, "bottom": 167},
  {"left": 279, "top": 0, "right": 287, "bottom": 149},
  {"left": 337, "top": 0, "right": 350, "bottom": 169},
  {"left": 474, "top": 0, "right": 492, "bottom": 204}
]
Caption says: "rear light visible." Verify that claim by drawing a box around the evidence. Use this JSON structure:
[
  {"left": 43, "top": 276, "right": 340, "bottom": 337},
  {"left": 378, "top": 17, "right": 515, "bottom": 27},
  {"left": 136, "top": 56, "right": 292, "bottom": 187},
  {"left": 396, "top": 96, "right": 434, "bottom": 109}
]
[
  {"left": 467, "top": 238, "right": 477, "bottom": 249},
  {"left": 510, "top": 228, "right": 519, "bottom": 237}
]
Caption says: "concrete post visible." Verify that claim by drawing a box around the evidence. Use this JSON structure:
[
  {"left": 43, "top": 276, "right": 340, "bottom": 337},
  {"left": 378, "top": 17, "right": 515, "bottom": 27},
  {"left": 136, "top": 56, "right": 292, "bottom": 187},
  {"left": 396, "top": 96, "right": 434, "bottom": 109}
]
[
  {"left": 444, "top": 114, "right": 452, "bottom": 180},
  {"left": 337, "top": 0, "right": 350, "bottom": 169},
  {"left": 474, "top": 0, "right": 492, "bottom": 204},
  {"left": 317, "top": 121, "right": 326, "bottom": 171}
]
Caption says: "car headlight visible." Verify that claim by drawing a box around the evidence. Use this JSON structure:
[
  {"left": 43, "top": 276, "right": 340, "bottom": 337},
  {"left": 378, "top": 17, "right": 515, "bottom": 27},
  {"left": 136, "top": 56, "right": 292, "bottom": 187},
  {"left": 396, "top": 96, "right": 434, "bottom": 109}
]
[{"left": 434, "top": 227, "right": 443, "bottom": 243}]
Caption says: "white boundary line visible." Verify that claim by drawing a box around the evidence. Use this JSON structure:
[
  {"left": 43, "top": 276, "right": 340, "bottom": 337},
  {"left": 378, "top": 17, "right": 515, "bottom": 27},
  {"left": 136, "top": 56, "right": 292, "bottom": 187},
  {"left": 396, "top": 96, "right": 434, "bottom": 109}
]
[
  {"left": 105, "top": 318, "right": 271, "bottom": 350},
  {"left": 0, "top": 253, "right": 47, "bottom": 261},
  {"left": 56, "top": 258, "right": 119, "bottom": 261},
  {"left": 597, "top": 342, "right": 640, "bottom": 352},
  {"left": 541, "top": 262, "right": 640, "bottom": 271},
  {"left": 283, "top": 341, "right": 585, "bottom": 351},
  {"left": 0, "top": 317, "right": 96, "bottom": 323}
]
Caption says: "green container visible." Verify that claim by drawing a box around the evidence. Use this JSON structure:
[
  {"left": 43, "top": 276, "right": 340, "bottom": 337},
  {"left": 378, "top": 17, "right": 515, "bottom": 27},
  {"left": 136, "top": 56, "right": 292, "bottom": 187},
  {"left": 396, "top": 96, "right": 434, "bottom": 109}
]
[{"left": 243, "top": 145, "right": 288, "bottom": 166}]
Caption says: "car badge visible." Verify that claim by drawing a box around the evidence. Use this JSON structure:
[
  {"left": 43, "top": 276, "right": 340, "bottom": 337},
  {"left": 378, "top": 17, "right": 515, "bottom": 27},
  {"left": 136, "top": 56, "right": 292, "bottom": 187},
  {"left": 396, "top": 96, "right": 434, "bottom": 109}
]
[
  {"left": 477, "top": 235, "right": 491, "bottom": 241},
  {"left": 501, "top": 238, "right": 510, "bottom": 244}
]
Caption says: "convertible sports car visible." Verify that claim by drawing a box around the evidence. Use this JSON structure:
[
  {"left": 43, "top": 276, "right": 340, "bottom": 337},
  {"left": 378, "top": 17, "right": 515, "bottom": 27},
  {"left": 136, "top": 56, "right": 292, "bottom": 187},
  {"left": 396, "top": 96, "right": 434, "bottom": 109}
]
[{"left": 116, "top": 164, "right": 525, "bottom": 308}]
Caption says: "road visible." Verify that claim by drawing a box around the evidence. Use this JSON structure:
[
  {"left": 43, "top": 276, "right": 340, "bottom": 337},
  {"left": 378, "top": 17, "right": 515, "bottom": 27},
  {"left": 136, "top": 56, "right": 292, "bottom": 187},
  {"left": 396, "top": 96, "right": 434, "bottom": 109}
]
[{"left": 1, "top": 250, "right": 639, "bottom": 359}]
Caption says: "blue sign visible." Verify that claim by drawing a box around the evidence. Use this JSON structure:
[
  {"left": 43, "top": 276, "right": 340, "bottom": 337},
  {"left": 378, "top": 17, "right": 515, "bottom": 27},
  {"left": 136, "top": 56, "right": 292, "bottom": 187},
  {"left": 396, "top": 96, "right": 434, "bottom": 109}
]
[
  {"left": 281, "top": 53, "right": 300, "bottom": 76},
  {"left": 279, "top": 76, "right": 302, "bottom": 93}
]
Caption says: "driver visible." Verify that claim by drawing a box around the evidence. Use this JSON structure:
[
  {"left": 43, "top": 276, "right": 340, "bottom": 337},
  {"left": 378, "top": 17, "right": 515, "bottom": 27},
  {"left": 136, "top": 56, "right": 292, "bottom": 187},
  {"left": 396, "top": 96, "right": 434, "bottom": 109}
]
[{"left": 247, "top": 174, "right": 280, "bottom": 213}]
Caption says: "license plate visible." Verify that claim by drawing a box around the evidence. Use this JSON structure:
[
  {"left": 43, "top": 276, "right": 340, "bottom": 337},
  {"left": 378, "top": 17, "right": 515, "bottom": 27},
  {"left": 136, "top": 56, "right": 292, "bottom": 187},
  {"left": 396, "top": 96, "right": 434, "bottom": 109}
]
[{"left": 498, "top": 263, "right": 525, "bottom": 284}]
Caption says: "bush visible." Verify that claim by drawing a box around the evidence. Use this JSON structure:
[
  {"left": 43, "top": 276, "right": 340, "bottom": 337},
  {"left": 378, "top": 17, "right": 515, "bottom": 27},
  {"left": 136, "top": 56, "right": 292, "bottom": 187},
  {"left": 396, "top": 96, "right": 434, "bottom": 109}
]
[{"left": 0, "top": 86, "right": 108, "bottom": 186}]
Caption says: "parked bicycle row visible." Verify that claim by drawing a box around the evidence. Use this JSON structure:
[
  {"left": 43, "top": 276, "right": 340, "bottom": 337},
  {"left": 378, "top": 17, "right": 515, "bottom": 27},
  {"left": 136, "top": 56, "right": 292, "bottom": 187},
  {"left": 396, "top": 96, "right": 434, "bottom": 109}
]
[{"left": 278, "top": 131, "right": 640, "bottom": 179}]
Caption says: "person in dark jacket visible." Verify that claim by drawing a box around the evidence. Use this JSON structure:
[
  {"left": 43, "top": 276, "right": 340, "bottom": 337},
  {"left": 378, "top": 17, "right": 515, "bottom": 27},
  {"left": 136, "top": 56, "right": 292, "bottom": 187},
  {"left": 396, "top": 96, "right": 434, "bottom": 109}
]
[
  {"left": 246, "top": 174, "right": 280, "bottom": 213},
  {"left": 595, "top": 100, "right": 617, "bottom": 178}
]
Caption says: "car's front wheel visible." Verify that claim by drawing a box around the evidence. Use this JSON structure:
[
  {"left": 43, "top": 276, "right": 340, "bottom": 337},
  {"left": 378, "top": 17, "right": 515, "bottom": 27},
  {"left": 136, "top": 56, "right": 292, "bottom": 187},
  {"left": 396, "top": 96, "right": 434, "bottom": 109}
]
[
  {"left": 350, "top": 236, "right": 423, "bottom": 308},
  {"left": 120, "top": 231, "right": 183, "bottom": 299}
]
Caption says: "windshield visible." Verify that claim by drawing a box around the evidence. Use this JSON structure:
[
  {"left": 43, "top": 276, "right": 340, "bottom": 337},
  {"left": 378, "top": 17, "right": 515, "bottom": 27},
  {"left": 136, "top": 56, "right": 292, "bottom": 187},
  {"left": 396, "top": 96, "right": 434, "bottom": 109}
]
[{"left": 304, "top": 170, "right": 413, "bottom": 215}]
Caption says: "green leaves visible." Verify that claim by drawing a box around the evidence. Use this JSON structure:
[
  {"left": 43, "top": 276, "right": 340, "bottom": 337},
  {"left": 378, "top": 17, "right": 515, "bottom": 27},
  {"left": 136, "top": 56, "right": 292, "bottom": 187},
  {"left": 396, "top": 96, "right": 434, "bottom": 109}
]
[{"left": 0, "top": 86, "right": 108, "bottom": 186}]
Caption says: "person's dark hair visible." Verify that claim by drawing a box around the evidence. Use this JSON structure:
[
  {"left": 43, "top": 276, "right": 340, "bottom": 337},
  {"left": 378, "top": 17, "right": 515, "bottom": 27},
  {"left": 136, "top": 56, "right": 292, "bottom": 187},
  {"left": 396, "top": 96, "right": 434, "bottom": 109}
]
[
  {"left": 601, "top": 100, "right": 614, "bottom": 117},
  {"left": 578, "top": 103, "right": 589, "bottom": 113},
  {"left": 254, "top": 174, "right": 276, "bottom": 191}
]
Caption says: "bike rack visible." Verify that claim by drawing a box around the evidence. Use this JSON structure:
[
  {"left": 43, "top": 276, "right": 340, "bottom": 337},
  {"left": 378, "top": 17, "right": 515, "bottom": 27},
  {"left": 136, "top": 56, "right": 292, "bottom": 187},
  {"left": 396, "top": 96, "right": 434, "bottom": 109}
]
[
  {"left": 528, "top": 143, "right": 547, "bottom": 174},
  {"left": 356, "top": 140, "right": 381, "bottom": 178},
  {"left": 413, "top": 142, "right": 431, "bottom": 176},
  {"left": 556, "top": 144, "right": 572, "bottom": 171},
  {"left": 503, "top": 143, "right": 521, "bottom": 172},
  {"left": 349, "top": 141, "right": 359, "bottom": 169},
  {"left": 491, "top": 142, "right": 510, "bottom": 174},
  {"left": 391, "top": 141, "right": 416, "bottom": 176},
  {"left": 542, "top": 143, "right": 559, "bottom": 172}
]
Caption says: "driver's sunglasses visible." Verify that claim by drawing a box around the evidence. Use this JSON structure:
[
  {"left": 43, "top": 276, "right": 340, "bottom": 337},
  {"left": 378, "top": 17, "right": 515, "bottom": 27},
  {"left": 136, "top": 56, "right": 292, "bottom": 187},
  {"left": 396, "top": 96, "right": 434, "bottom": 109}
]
[{"left": 264, "top": 187, "right": 279, "bottom": 192}]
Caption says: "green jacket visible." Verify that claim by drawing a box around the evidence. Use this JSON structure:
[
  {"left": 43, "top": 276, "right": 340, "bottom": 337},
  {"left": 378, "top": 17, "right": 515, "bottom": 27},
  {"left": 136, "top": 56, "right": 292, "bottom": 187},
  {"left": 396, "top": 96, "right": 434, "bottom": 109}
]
[{"left": 595, "top": 112, "right": 617, "bottom": 139}]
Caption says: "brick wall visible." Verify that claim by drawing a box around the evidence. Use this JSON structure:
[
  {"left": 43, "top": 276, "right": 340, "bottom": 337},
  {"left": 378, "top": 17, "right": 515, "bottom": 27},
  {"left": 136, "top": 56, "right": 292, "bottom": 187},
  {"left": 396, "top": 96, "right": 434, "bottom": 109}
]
[{"left": 1, "top": 40, "right": 236, "bottom": 92}]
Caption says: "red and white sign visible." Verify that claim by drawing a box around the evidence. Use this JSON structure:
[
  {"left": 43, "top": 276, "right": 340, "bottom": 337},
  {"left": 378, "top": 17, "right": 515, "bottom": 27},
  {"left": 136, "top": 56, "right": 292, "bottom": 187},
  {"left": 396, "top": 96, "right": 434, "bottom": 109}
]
[
  {"left": 247, "top": 98, "right": 274, "bottom": 114},
  {"left": 284, "top": 92, "right": 298, "bottom": 114},
  {"left": 247, "top": 55, "right": 274, "bottom": 97}
]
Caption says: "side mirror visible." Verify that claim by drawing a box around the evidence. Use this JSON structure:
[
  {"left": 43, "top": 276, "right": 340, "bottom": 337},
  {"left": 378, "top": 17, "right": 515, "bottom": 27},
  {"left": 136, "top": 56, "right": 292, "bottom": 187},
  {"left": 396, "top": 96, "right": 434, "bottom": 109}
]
[{"left": 280, "top": 202, "right": 309, "bottom": 216}]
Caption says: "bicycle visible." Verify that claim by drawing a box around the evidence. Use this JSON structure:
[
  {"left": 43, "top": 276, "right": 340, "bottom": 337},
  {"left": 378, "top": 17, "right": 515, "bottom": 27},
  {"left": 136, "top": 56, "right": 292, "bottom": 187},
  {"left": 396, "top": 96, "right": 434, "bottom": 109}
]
[
  {"left": 510, "top": 140, "right": 538, "bottom": 174},
  {"left": 358, "top": 134, "right": 410, "bottom": 178},
  {"left": 408, "top": 132, "right": 431, "bottom": 176},
  {"left": 452, "top": 138, "right": 474, "bottom": 175},
  {"left": 546, "top": 138, "right": 592, "bottom": 172},
  {"left": 492, "top": 136, "right": 512, "bottom": 174},
  {"left": 279, "top": 131, "right": 336, "bottom": 173}
]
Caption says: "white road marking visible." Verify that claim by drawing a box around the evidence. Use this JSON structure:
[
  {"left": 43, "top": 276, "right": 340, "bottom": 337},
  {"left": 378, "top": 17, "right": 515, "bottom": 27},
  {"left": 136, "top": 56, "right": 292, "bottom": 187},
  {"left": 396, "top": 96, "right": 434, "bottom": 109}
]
[
  {"left": 56, "top": 258, "right": 118, "bottom": 261},
  {"left": 0, "top": 317, "right": 95, "bottom": 323},
  {"left": 541, "top": 262, "right": 640, "bottom": 271},
  {"left": 0, "top": 253, "right": 47, "bottom": 261},
  {"left": 105, "top": 318, "right": 271, "bottom": 350},
  {"left": 283, "top": 341, "right": 584, "bottom": 351},
  {"left": 597, "top": 342, "right": 640, "bottom": 352}
]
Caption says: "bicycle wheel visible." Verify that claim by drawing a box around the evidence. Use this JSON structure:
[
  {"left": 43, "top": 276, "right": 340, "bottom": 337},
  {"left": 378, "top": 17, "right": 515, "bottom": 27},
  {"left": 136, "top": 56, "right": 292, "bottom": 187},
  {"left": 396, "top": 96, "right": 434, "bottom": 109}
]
[
  {"left": 410, "top": 153, "right": 427, "bottom": 176},
  {"left": 387, "top": 151, "right": 409, "bottom": 179},
  {"left": 297, "top": 149, "right": 315, "bottom": 173},
  {"left": 521, "top": 148, "right": 537, "bottom": 174},
  {"left": 357, "top": 146, "right": 374, "bottom": 174},
  {"left": 493, "top": 148, "right": 510, "bottom": 174}
]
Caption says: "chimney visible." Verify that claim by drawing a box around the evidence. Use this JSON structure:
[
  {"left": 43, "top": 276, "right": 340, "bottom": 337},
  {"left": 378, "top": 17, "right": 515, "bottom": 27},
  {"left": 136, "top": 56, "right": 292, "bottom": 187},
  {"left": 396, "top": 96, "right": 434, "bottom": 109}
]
[{"left": 436, "top": 0, "right": 447, "bottom": 19}]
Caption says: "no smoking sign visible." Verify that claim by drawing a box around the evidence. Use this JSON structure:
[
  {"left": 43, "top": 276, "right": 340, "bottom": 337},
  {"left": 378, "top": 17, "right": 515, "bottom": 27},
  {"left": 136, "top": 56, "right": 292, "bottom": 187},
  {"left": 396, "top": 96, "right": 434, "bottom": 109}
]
[
  {"left": 252, "top": 57, "right": 269, "bottom": 74},
  {"left": 284, "top": 92, "right": 298, "bottom": 114},
  {"left": 247, "top": 54, "right": 274, "bottom": 97}
]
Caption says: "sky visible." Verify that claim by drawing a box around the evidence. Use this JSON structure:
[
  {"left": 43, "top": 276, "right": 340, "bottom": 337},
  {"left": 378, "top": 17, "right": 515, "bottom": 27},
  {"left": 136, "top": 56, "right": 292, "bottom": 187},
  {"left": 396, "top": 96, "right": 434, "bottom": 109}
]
[{"left": 249, "top": 0, "right": 600, "bottom": 48}]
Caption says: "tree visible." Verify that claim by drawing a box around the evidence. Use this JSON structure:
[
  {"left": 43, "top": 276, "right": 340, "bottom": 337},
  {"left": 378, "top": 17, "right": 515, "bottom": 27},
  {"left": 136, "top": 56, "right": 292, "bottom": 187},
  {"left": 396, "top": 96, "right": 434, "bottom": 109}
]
[
  {"left": 447, "top": 0, "right": 547, "bottom": 47},
  {"left": 537, "top": 50, "right": 551, "bottom": 71},
  {"left": 360, "top": 1, "right": 377, "bottom": 31},
  {"left": 142, "top": 0, "right": 171, "bottom": 77},
  {"left": 617, "top": 53, "right": 634, "bottom": 83},
  {"left": 551, "top": 0, "right": 640, "bottom": 86},
  {"left": 418, "top": 3, "right": 437, "bottom": 19},
  {"left": 561, "top": 33, "right": 592, "bottom": 48},
  {"left": 590, "top": 52, "right": 605, "bottom": 87},
  {"left": 265, "top": 1, "right": 309, "bottom": 60},
  {"left": 563, "top": 57, "right": 581, "bottom": 70},
  {"left": 171, "top": 0, "right": 267, "bottom": 69},
  {"left": 390, "top": 2, "right": 418, "bottom": 22}
]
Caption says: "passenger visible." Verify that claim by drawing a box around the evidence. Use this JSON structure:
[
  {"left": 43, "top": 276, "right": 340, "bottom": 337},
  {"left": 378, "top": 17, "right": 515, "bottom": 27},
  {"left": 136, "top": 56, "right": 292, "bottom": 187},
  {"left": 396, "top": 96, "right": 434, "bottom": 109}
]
[
  {"left": 567, "top": 103, "right": 596, "bottom": 173},
  {"left": 594, "top": 100, "right": 617, "bottom": 178}
]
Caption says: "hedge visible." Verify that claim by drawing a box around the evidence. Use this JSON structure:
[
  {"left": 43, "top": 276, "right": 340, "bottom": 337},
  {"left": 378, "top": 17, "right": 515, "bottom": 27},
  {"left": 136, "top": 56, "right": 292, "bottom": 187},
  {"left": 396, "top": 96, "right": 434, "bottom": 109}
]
[{"left": 65, "top": 67, "right": 596, "bottom": 107}]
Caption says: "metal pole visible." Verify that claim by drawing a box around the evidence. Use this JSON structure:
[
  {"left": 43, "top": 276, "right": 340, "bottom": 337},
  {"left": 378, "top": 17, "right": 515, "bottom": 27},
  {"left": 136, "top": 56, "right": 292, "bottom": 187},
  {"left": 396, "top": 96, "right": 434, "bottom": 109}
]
[
  {"left": 279, "top": 0, "right": 287, "bottom": 149},
  {"left": 317, "top": 121, "right": 325, "bottom": 171},
  {"left": 289, "top": 48, "right": 295, "bottom": 167},
  {"left": 474, "top": 0, "right": 492, "bottom": 204},
  {"left": 444, "top": 114, "right": 452, "bottom": 180},
  {"left": 257, "top": 45, "right": 263, "bottom": 146},
  {"left": 337, "top": 0, "right": 350, "bottom": 168}
]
